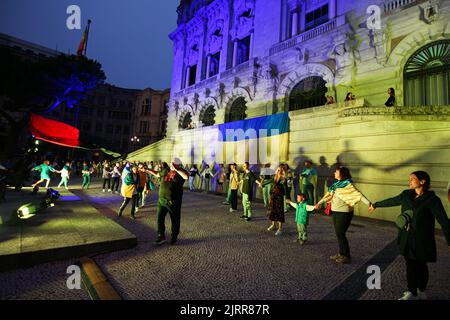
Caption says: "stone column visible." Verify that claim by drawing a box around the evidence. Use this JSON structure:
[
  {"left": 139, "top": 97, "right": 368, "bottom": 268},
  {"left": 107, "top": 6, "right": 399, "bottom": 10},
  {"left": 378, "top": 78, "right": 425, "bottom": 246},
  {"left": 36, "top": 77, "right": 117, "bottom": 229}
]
[
  {"left": 185, "top": 65, "right": 191, "bottom": 88},
  {"left": 232, "top": 39, "right": 239, "bottom": 67},
  {"left": 292, "top": 11, "right": 298, "bottom": 36},
  {"left": 329, "top": 0, "right": 337, "bottom": 20},
  {"left": 249, "top": 33, "right": 254, "bottom": 59},
  {"left": 300, "top": 5, "right": 306, "bottom": 32},
  {"left": 206, "top": 54, "right": 211, "bottom": 78}
]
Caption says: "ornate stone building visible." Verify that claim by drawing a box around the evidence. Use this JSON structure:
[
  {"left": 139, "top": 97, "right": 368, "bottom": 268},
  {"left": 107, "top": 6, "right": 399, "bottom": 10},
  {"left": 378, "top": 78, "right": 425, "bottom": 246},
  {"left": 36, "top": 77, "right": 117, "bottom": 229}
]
[
  {"left": 166, "top": 0, "right": 450, "bottom": 135},
  {"left": 129, "top": 0, "right": 450, "bottom": 221}
]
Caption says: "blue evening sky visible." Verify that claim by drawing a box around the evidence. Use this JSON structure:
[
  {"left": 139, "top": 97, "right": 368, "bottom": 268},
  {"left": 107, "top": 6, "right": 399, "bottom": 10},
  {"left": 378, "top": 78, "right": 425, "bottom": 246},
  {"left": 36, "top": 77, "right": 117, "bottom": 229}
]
[{"left": 0, "top": 0, "right": 179, "bottom": 90}]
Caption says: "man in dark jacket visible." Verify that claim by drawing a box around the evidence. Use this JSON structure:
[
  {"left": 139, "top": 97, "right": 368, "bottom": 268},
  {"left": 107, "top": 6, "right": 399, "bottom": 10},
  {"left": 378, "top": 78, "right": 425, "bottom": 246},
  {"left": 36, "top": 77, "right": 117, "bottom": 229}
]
[
  {"left": 370, "top": 171, "right": 450, "bottom": 300},
  {"left": 147, "top": 158, "right": 188, "bottom": 245}
]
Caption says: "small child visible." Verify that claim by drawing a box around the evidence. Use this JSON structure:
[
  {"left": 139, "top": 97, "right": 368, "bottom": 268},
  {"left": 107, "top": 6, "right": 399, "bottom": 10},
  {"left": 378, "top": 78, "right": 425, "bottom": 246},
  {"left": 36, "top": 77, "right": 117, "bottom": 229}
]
[{"left": 287, "top": 193, "right": 315, "bottom": 245}]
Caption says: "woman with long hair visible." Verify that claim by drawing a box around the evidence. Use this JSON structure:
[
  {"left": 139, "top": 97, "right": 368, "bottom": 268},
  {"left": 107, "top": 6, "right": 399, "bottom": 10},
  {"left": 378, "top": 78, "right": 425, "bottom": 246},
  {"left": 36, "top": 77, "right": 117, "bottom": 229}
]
[
  {"left": 369, "top": 171, "right": 450, "bottom": 300},
  {"left": 267, "top": 165, "right": 288, "bottom": 236},
  {"left": 385, "top": 87, "right": 396, "bottom": 107},
  {"left": 316, "top": 166, "right": 371, "bottom": 264}
]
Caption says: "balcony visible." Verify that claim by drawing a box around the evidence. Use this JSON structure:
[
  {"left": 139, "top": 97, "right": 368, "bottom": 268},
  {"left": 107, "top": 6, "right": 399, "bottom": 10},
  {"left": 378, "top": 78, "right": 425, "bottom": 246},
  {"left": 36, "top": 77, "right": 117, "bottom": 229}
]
[
  {"left": 383, "top": 0, "right": 422, "bottom": 14},
  {"left": 269, "top": 15, "right": 346, "bottom": 56},
  {"left": 173, "top": 75, "right": 218, "bottom": 98}
]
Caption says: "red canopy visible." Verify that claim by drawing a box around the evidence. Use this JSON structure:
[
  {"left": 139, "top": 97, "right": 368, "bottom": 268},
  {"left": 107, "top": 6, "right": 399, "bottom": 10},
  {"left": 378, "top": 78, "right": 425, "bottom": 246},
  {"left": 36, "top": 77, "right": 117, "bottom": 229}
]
[{"left": 30, "top": 113, "right": 80, "bottom": 148}]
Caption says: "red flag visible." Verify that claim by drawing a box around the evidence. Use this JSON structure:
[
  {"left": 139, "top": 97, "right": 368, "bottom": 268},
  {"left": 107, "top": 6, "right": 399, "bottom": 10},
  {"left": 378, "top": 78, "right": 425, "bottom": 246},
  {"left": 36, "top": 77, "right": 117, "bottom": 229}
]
[
  {"left": 77, "top": 20, "right": 91, "bottom": 56},
  {"left": 30, "top": 114, "right": 80, "bottom": 148}
]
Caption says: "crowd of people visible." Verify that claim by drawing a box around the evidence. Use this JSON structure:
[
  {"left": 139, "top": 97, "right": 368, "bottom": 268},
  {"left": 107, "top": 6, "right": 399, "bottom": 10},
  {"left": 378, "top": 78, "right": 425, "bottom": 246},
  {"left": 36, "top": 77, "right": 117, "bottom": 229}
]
[{"left": 27, "top": 156, "right": 450, "bottom": 301}]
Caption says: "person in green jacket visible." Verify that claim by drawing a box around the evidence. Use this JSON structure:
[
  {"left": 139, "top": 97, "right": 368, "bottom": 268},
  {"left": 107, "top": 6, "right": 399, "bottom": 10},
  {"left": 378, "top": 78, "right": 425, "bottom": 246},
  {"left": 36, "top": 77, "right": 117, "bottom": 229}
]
[
  {"left": 369, "top": 171, "right": 450, "bottom": 300},
  {"left": 287, "top": 193, "right": 315, "bottom": 244},
  {"left": 81, "top": 161, "right": 93, "bottom": 189},
  {"left": 31, "top": 160, "right": 56, "bottom": 189},
  {"left": 240, "top": 162, "right": 256, "bottom": 221}
]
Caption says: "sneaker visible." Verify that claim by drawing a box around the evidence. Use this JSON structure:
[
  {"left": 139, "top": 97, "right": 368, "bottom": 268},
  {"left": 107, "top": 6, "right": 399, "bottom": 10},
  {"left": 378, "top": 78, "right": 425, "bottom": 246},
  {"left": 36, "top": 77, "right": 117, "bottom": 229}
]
[
  {"left": 417, "top": 290, "right": 427, "bottom": 300},
  {"left": 245, "top": 217, "right": 252, "bottom": 221},
  {"left": 398, "top": 291, "right": 417, "bottom": 300},
  {"left": 274, "top": 229, "right": 282, "bottom": 236},
  {"left": 102, "top": 189, "right": 105, "bottom": 192},
  {"left": 330, "top": 253, "right": 342, "bottom": 260},
  {"left": 170, "top": 237, "right": 177, "bottom": 245},
  {"left": 223, "top": 201, "right": 230, "bottom": 205},
  {"left": 293, "top": 238, "right": 299, "bottom": 243},
  {"left": 108, "top": 189, "right": 112, "bottom": 192},
  {"left": 229, "top": 208, "right": 236, "bottom": 213},
  {"left": 240, "top": 215, "right": 246, "bottom": 219},
  {"left": 154, "top": 235, "right": 166, "bottom": 245},
  {"left": 299, "top": 240, "right": 305, "bottom": 245},
  {"left": 335, "top": 255, "right": 351, "bottom": 264},
  {"left": 267, "top": 225, "right": 276, "bottom": 231}
]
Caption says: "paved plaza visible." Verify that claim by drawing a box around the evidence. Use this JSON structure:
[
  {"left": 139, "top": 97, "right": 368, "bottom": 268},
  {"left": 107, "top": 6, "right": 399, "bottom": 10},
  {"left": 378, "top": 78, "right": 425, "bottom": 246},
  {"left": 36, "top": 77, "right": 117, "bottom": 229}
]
[{"left": 1, "top": 178, "right": 449, "bottom": 300}]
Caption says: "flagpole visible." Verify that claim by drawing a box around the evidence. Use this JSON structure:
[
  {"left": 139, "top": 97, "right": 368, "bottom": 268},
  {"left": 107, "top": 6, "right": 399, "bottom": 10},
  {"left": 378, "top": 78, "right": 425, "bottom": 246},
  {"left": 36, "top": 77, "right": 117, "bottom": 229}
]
[{"left": 84, "top": 19, "right": 92, "bottom": 56}]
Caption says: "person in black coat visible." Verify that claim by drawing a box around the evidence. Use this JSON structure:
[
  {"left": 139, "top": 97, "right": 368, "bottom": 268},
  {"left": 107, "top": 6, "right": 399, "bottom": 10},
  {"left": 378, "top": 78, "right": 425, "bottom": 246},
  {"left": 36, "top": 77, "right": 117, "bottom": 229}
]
[
  {"left": 385, "top": 87, "right": 396, "bottom": 107},
  {"left": 369, "top": 171, "right": 450, "bottom": 300}
]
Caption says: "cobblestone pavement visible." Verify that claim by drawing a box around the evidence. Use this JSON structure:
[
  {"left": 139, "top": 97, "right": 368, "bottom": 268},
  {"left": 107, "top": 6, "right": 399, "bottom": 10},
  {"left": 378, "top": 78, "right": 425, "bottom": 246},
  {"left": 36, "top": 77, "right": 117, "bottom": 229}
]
[{"left": 1, "top": 179, "right": 449, "bottom": 300}]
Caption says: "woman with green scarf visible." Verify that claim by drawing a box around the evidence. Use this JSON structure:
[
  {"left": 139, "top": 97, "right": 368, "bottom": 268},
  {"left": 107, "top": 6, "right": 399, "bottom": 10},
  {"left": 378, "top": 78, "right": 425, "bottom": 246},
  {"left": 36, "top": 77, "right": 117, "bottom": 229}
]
[{"left": 316, "top": 166, "right": 371, "bottom": 264}]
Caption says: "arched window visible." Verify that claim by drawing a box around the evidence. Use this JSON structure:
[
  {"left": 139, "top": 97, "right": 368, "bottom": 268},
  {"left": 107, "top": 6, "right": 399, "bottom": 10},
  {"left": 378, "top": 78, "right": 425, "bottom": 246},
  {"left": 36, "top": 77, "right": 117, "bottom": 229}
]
[
  {"left": 404, "top": 40, "right": 450, "bottom": 106},
  {"left": 226, "top": 97, "right": 247, "bottom": 123},
  {"left": 201, "top": 105, "right": 216, "bottom": 127},
  {"left": 180, "top": 112, "right": 193, "bottom": 130},
  {"left": 288, "top": 76, "right": 327, "bottom": 111}
]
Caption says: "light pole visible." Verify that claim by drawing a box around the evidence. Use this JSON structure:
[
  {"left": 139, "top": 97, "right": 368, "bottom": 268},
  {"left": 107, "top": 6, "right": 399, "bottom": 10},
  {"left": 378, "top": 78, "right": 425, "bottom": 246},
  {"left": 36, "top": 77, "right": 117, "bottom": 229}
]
[{"left": 131, "top": 136, "right": 140, "bottom": 151}]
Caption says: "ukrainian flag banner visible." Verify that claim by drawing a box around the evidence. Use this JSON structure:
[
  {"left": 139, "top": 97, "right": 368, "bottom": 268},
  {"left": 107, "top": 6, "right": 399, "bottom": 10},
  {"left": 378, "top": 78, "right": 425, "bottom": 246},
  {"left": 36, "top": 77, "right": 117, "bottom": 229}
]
[{"left": 216, "top": 113, "right": 289, "bottom": 165}]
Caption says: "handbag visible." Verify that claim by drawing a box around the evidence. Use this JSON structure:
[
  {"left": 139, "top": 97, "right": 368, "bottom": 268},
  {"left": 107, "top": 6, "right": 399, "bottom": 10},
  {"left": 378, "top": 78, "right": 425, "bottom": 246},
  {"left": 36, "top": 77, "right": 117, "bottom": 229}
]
[
  {"left": 324, "top": 195, "right": 333, "bottom": 216},
  {"left": 395, "top": 209, "right": 413, "bottom": 230}
]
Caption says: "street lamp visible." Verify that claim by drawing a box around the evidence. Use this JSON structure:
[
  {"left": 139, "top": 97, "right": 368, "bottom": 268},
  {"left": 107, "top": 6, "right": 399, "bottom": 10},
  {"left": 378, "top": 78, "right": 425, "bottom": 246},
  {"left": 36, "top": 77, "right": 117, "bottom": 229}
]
[{"left": 131, "top": 136, "right": 140, "bottom": 151}]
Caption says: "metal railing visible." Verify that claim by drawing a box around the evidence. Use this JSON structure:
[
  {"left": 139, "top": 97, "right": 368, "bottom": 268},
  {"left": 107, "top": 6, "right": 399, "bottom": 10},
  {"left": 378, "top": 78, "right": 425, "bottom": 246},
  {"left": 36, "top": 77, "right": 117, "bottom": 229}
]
[
  {"left": 269, "top": 16, "right": 345, "bottom": 56},
  {"left": 383, "top": 0, "right": 418, "bottom": 13}
]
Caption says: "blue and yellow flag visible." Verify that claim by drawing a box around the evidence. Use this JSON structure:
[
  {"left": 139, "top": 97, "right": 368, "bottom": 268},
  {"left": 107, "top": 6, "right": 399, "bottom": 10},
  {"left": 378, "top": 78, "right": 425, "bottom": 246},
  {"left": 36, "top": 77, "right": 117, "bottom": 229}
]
[{"left": 216, "top": 113, "right": 289, "bottom": 165}]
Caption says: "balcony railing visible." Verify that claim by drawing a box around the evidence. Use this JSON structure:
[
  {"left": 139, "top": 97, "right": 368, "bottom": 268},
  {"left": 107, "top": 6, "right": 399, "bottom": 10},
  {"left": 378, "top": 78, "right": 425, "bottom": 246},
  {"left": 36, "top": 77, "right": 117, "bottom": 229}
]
[
  {"left": 269, "top": 15, "right": 346, "bottom": 56},
  {"left": 173, "top": 75, "right": 218, "bottom": 98},
  {"left": 383, "top": 0, "right": 421, "bottom": 13}
]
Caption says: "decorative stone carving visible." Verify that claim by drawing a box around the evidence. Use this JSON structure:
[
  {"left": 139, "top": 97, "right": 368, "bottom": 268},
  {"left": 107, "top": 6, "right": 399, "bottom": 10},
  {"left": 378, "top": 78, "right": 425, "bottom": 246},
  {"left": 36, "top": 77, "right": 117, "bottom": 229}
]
[
  {"left": 207, "top": 19, "right": 224, "bottom": 54},
  {"left": 235, "top": 0, "right": 255, "bottom": 39},
  {"left": 338, "top": 106, "right": 450, "bottom": 119},
  {"left": 295, "top": 46, "right": 309, "bottom": 65},
  {"left": 420, "top": 1, "right": 439, "bottom": 24}
]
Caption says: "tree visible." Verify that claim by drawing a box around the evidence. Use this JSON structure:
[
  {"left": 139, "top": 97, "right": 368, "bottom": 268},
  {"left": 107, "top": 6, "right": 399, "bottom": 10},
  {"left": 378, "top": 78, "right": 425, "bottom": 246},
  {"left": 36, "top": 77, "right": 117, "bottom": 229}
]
[{"left": 0, "top": 47, "right": 106, "bottom": 158}]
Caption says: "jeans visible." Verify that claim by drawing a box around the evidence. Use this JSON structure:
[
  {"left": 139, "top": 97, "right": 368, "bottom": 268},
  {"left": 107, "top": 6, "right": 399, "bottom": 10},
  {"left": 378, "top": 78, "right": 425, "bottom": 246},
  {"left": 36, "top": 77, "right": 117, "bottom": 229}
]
[
  {"left": 58, "top": 177, "right": 69, "bottom": 188},
  {"left": 111, "top": 177, "right": 120, "bottom": 192},
  {"left": 262, "top": 183, "right": 273, "bottom": 208},
  {"left": 230, "top": 189, "right": 238, "bottom": 210},
  {"left": 297, "top": 224, "right": 308, "bottom": 241},
  {"left": 119, "top": 195, "right": 138, "bottom": 217},
  {"left": 242, "top": 193, "right": 252, "bottom": 218},
  {"left": 332, "top": 211, "right": 354, "bottom": 258},
  {"left": 102, "top": 178, "right": 111, "bottom": 190},
  {"left": 82, "top": 175, "right": 91, "bottom": 189},
  {"left": 189, "top": 176, "right": 196, "bottom": 191},
  {"left": 156, "top": 198, "right": 181, "bottom": 239}
]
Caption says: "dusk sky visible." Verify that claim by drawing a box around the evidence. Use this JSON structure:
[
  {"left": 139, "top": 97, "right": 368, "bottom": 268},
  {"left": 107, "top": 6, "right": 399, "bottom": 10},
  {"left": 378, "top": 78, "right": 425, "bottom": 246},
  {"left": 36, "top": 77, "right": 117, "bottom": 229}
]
[{"left": 0, "top": 0, "right": 179, "bottom": 90}]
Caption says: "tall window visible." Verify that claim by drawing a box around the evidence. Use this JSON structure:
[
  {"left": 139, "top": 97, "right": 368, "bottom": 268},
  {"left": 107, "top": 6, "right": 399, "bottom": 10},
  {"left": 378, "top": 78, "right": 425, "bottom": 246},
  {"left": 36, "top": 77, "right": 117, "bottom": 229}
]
[
  {"left": 237, "top": 36, "right": 251, "bottom": 65},
  {"left": 305, "top": 4, "right": 328, "bottom": 31},
  {"left": 141, "top": 98, "right": 152, "bottom": 116},
  {"left": 404, "top": 40, "right": 450, "bottom": 106},
  {"left": 188, "top": 64, "right": 197, "bottom": 86},
  {"left": 201, "top": 105, "right": 216, "bottom": 127},
  {"left": 226, "top": 97, "right": 247, "bottom": 123},
  {"left": 181, "top": 112, "right": 193, "bottom": 129},
  {"left": 209, "top": 52, "right": 220, "bottom": 77},
  {"left": 289, "top": 76, "right": 327, "bottom": 111}
]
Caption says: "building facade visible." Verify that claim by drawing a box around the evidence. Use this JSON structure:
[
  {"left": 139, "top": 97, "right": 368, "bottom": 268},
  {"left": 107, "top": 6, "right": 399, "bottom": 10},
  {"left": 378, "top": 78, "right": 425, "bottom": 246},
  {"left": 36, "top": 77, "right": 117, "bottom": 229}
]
[
  {"left": 127, "top": 0, "right": 450, "bottom": 222},
  {"left": 167, "top": 0, "right": 450, "bottom": 135},
  {"left": 131, "top": 88, "right": 170, "bottom": 151}
]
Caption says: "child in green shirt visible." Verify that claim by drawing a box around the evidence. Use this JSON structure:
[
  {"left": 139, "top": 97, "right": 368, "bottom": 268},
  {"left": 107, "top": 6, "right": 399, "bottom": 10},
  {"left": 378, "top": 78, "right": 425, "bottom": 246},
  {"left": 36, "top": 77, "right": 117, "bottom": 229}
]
[{"left": 287, "top": 193, "right": 315, "bottom": 244}]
